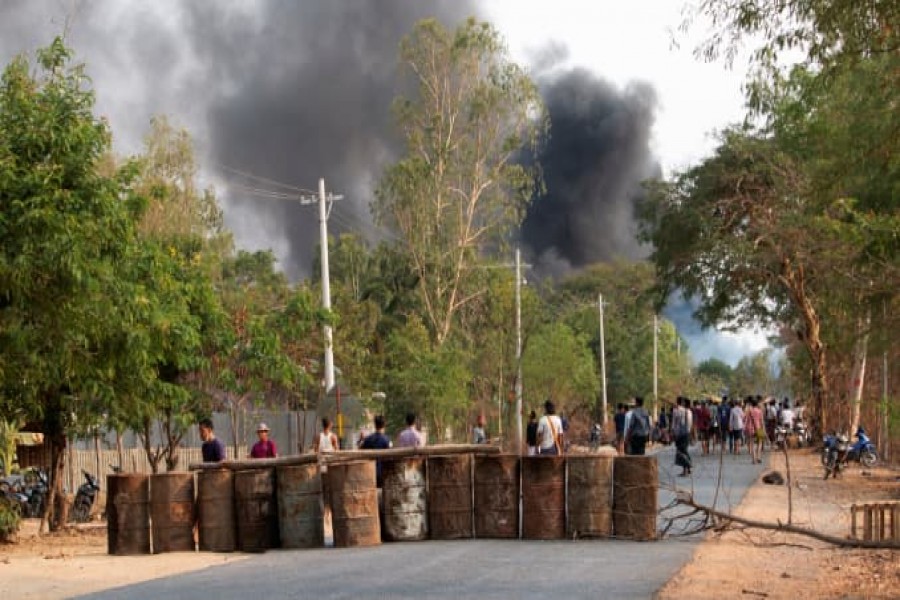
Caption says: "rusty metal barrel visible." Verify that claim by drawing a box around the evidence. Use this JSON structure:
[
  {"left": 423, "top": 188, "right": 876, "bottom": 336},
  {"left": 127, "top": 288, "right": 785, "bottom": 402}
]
[
  {"left": 328, "top": 460, "right": 380, "bottom": 547},
  {"left": 474, "top": 454, "right": 519, "bottom": 538},
  {"left": 107, "top": 474, "right": 150, "bottom": 555},
  {"left": 613, "top": 455, "right": 658, "bottom": 541},
  {"left": 276, "top": 463, "right": 323, "bottom": 549},
  {"left": 522, "top": 456, "right": 565, "bottom": 540},
  {"left": 567, "top": 455, "right": 614, "bottom": 538},
  {"left": 197, "top": 469, "right": 235, "bottom": 552},
  {"left": 234, "top": 468, "right": 279, "bottom": 552},
  {"left": 427, "top": 454, "right": 473, "bottom": 539},
  {"left": 381, "top": 457, "right": 427, "bottom": 541},
  {"left": 150, "top": 473, "right": 196, "bottom": 553}
]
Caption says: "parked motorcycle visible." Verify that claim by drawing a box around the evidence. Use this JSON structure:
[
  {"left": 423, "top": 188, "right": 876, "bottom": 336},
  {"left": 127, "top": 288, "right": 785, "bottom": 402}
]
[
  {"left": 0, "top": 468, "right": 48, "bottom": 518},
  {"left": 72, "top": 470, "right": 101, "bottom": 523},
  {"left": 774, "top": 424, "right": 790, "bottom": 449},
  {"left": 823, "top": 432, "right": 850, "bottom": 479},
  {"left": 846, "top": 427, "right": 878, "bottom": 468}
]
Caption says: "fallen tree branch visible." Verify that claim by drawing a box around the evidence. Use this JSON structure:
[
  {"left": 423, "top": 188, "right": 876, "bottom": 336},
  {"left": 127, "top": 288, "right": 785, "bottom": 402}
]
[{"left": 675, "top": 492, "right": 900, "bottom": 549}]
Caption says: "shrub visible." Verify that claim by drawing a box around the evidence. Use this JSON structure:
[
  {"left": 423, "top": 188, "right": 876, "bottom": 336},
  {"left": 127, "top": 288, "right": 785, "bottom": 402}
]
[{"left": 0, "top": 496, "right": 22, "bottom": 542}]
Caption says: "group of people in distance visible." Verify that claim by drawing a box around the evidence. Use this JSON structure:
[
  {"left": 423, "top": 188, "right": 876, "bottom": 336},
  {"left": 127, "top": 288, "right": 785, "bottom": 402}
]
[{"left": 612, "top": 394, "right": 806, "bottom": 477}]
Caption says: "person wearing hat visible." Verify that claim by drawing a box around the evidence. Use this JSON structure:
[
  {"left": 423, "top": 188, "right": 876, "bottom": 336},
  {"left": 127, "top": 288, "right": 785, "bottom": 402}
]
[{"left": 250, "top": 422, "right": 278, "bottom": 458}]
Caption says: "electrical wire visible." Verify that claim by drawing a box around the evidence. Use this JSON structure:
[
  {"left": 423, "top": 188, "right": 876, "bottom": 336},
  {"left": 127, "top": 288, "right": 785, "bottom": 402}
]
[{"left": 216, "top": 163, "right": 318, "bottom": 195}]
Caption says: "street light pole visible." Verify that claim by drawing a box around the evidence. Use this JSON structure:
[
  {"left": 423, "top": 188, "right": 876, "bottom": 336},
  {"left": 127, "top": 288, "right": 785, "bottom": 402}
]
[{"left": 598, "top": 294, "right": 608, "bottom": 427}]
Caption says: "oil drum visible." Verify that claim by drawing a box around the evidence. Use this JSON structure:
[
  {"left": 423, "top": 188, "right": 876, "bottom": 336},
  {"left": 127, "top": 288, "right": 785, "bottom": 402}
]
[
  {"left": 328, "top": 460, "right": 380, "bottom": 547},
  {"left": 382, "top": 457, "right": 427, "bottom": 541},
  {"left": 521, "top": 456, "right": 565, "bottom": 540},
  {"left": 197, "top": 469, "right": 235, "bottom": 552},
  {"left": 234, "top": 468, "right": 279, "bottom": 552},
  {"left": 427, "top": 454, "right": 473, "bottom": 539},
  {"left": 107, "top": 474, "right": 150, "bottom": 555},
  {"left": 612, "top": 455, "right": 658, "bottom": 541},
  {"left": 276, "top": 463, "right": 323, "bottom": 549},
  {"left": 567, "top": 455, "right": 613, "bottom": 538},
  {"left": 474, "top": 454, "right": 519, "bottom": 538},
  {"left": 150, "top": 473, "right": 195, "bottom": 553}
]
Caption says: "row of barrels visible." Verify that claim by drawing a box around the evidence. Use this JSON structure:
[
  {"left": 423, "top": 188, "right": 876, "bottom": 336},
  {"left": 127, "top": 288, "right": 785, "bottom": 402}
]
[{"left": 106, "top": 454, "right": 657, "bottom": 555}]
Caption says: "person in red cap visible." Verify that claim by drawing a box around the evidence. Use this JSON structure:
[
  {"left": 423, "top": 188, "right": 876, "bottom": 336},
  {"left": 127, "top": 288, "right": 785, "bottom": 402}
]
[{"left": 250, "top": 422, "right": 278, "bottom": 458}]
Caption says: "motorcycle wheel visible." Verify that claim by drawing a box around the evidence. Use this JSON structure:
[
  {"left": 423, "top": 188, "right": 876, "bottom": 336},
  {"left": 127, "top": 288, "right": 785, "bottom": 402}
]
[
  {"left": 861, "top": 450, "right": 877, "bottom": 468},
  {"left": 72, "top": 499, "right": 91, "bottom": 523}
]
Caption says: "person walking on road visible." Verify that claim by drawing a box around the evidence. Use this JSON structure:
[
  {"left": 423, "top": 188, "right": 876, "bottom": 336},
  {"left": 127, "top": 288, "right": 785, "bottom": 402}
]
[
  {"left": 314, "top": 417, "right": 338, "bottom": 454},
  {"left": 745, "top": 398, "right": 764, "bottom": 464},
  {"left": 673, "top": 397, "right": 693, "bottom": 476},
  {"left": 728, "top": 400, "right": 745, "bottom": 456},
  {"left": 250, "top": 422, "right": 278, "bottom": 458},
  {"left": 361, "top": 415, "right": 391, "bottom": 486},
  {"left": 624, "top": 397, "right": 651, "bottom": 456},
  {"left": 473, "top": 414, "right": 487, "bottom": 444},
  {"left": 536, "top": 400, "right": 564, "bottom": 456},
  {"left": 397, "top": 412, "right": 425, "bottom": 448},
  {"left": 199, "top": 418, "right": 226, "bottom": 463},
  {"left": 614, "top": 404, "right": 627, "bottom": 455}
]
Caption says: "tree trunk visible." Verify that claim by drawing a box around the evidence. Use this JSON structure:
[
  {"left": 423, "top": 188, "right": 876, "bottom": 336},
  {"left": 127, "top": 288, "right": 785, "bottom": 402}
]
[{"left": 849, "top": 314, "right": 870, "bottom": 436}]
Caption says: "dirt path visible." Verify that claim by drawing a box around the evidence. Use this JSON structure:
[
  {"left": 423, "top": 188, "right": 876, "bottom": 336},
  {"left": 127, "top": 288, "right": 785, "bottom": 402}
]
[
  {"left": 0, "top": 522, "right": 247, "bottom": 599},
  {"left": 658, "top": 449, "right": 900, "bottom": 599}
]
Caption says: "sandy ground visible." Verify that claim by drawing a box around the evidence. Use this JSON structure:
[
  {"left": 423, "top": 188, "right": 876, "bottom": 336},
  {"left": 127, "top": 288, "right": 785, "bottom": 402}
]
[
  {"left": 659, "top": 449, "right": 900, "bottom": 600},
  {"left": 0, "top": 522, "right": 247, "bottom": 599}
]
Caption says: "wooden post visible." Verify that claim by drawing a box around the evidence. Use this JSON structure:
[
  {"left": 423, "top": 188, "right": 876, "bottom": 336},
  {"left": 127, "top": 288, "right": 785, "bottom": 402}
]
[
  {"left": 851, "top": 505, "right": 858, "bottom": 540},
  {"left": 864, "top": 506, "right": 873, "bottom": 541}
]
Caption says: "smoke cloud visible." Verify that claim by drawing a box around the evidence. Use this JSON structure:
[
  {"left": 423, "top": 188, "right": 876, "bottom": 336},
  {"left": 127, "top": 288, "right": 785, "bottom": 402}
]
[
  {"left": 522, "top": 66, "right": 660, "bottom": 276},
  {"left": 0, "top": 0, "right": 475, "bottom": 279}
]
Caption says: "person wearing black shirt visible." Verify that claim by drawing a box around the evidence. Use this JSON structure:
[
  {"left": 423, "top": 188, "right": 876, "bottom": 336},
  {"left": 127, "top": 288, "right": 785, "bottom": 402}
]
[
  {"left": 614, "top": 403, "right": 627, "bottom": 455},
  {"left": 526, "top": 410, "right": 539, "bottom": 455},
  {"left": 199, "top": 418, "right": 225, "bottom": 463},
  {"left": 361, "top": 415, "right": 391, "bottom": 486}
]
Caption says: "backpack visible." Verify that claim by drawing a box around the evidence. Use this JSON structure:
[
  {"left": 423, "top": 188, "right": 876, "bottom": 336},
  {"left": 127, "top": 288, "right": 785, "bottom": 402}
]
[{"left": 630, "top": 408, "right": 650, "bottom": 438}]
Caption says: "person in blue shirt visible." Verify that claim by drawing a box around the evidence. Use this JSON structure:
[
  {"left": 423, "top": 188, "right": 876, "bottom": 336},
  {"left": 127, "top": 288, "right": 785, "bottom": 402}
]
[
  {"left": 199, "top": 418, "right": 225, "bottom": 463},
  {"left": 718, "top": 397, "right": 733, "bottom": 453},
  {"left": 361, "top": 415, "right": 391, "bottom": 486}
]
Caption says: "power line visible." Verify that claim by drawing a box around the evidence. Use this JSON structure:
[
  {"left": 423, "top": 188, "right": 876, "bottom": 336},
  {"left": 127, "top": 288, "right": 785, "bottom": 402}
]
[{"left": 216, "top": 163, "right": 317, "bottom": 195}]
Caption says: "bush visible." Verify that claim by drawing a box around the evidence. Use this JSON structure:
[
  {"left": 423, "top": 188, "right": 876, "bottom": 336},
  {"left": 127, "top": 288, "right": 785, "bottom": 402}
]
[{"left": 0, "top": 496, "right": 22, "bottom": 542}]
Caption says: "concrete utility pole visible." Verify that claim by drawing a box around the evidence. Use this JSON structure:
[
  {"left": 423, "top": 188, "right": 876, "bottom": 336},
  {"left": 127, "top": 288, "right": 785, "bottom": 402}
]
[
  {"left": 515, "top": 248, "right": 523, "bottom": 454},
  {"left": 598, "top": 294, "right": 608, "bottom": 427},
  {"left": 653, "top": 314, "right": 659, "bottom": 423},
  {"left": 296, "top": 178, "right": 343, "bottom": 422}
]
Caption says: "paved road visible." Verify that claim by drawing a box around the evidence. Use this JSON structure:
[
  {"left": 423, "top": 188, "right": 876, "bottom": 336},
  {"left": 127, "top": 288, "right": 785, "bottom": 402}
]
[{"left": 79, "top": 447, "right": 767, "bottom": 600}]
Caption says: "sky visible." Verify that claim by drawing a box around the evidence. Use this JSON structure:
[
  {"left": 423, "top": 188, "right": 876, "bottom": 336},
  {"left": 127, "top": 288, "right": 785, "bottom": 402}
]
[{"left": 0, "top": 0, "right": 772, "bottom": 366}]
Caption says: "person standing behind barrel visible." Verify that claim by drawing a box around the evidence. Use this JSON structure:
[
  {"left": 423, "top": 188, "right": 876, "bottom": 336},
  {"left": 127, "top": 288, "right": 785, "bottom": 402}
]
[
  {"left": 361, "top": 415, "right": 391, "bottom": 487},
  {"left": 624, "top": 397, "right": 651, "bottom": 456},
  {"left": 314, "top": 418, "right": 339, "bottom": 454},
  {"left": 526, "top": 411, "right": 539, "bottom": 455},
  {"left": 199, "top": 418, "right": 225, "bottom": 462},
  {"left": 536, "top": 400, "right": 563, "bottom": 456},
  {"left": 397, "top": 412, "right": 424, "bottom": 448},
  {"left": 250, "top": 422, "right": 278, "bottom": 458}
]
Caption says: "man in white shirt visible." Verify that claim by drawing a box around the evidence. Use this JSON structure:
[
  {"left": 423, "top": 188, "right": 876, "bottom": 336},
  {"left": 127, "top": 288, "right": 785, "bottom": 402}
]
[
  {"left": 536, "top": 400, "right": 564, "bottom": 455},
  {"left": 780, "top": 405, "right": 796, "bottom": 429}
]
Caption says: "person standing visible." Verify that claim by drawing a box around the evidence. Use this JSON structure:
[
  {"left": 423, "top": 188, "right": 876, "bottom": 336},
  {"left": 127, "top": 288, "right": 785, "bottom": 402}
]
[
  {"left": 728, "top": 400, "right": 745, "bottom": 455},
  {"left": 313, "top": 418, "right": 339, "bottom": 454},
  {"left": 250, "top": 423, "right": 278, "bottom": 458},
  {"left": 718, "top": 397, "right": 732, "bottom": 453},
  {"left": 536, "top": 400, "right": 564, "bottom": 456},
  {"left": 696, "top": 400, "right": 712, "bottom": 455},
  {"left": 624, "top": 397, "right": 651, "bottom": 456},
  {"left": 614, "top": 404, "right": 627, "bottom": 455},
  {"left": 361, "top": 415, "right": 391, "bottom": 486},
  {"left": 673, "top": 397, "right": 693, "bottom": 476},
  {"left": 526, "top": 411, "right": 539, "bottom": 456},
  {"left": 472, "top": 414, "right": 487, "bottom": 444},
  {"left": 397, "top": 412, "right": 424, "bottom": 448},
  {"left": 745, "top": 398, "right": 764, "bottom": 464},
  {"left": 199, "top": 418, "right": 226, "bottom": 463}
]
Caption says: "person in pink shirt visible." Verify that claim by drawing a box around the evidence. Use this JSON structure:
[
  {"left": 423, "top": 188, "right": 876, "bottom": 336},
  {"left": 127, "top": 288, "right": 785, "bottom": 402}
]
[
  {"left": 397, "top": 412, "right": 424, "bottom": 448},
  {"left": 249, "top": 422, "right": 278, "bottom": 458}
]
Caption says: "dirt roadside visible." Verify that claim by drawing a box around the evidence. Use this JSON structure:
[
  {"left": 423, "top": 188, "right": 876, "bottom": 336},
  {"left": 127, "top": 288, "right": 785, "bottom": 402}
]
[
  {"left": 658, "top": 449, "right": 900, "bottom": 600},
  {"left": 0, "top": 522, "right": 247, "bottom": 599}
]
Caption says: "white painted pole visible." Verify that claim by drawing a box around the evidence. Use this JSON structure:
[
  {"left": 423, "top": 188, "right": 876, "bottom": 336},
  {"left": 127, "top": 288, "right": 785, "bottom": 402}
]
[
  {"left": 653, "top": 314, "right": 659, "bottom": 423},
  {"left": 599, "top": 294, "right": 608, "bottom": 427},
  {"left": 515, "top": 248, "right": 523, "bottom": 454},
  {"left": 319, "top": 178, "right": 335, "bottom": 395}
]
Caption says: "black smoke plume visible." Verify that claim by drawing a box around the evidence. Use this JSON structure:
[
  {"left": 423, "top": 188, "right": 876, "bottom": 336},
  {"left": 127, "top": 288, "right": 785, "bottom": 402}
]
[
  {"left": 0, "top": 0, "right": 475, "bottom": 279},
  {"left": 522, "top": 67, "right": 660, "bottom": 276}
]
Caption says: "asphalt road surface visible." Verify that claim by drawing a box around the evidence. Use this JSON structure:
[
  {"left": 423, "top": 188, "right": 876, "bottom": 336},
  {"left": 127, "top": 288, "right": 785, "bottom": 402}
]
[{"left": 79, "top": 446, "right": 766, "bottom": 600}]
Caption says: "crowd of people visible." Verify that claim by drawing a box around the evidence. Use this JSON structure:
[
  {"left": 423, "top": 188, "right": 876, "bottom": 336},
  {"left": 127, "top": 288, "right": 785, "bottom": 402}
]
[{"left": 612, "top": 395, "right": 808, "bottom": 474}]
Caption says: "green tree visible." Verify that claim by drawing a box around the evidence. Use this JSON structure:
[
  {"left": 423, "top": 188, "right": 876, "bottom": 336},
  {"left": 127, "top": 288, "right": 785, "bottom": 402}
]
[
  {"left": 374, "top": 17, "right": 546, "bottom": 346},
  {"left": 0, "top": 39, "right": 142, "bottom": 527},
  {"left": 521, "top": 322, "right": 599, "bottom": 415},
  {"left": 696, "top": 358, "right": 734, "bottom": 389}
]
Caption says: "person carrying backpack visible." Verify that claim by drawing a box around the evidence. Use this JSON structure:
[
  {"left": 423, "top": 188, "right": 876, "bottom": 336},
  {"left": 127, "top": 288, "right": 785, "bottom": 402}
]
[{"left": 625, "top": 397, "right": 651, "bottom": 456}]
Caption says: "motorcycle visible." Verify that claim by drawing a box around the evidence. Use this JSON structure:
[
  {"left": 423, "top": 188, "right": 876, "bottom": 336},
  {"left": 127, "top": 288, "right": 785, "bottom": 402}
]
[
  {"left": 846, "top": 427, "right": 878, "bottom": 468},
  {"left": 72, "top": 470, "right": 101, "bottom": 523},
  {"left": 823, "top": 432, "right": 850, "bottom": 479},
  {"left": 793, "top": 419, "right": 812, "bottom": 448},
  {"left": 774, "top": 423, "right": 790, "bottom": 449},
  {"left": 0, "top": 468, "right": 48, "bottom": 518}
]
